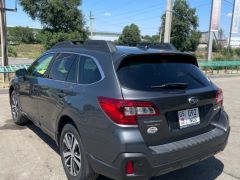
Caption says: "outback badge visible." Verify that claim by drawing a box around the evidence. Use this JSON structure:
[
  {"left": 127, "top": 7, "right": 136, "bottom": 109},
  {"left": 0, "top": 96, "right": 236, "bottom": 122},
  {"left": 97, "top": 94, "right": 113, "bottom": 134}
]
[{"left": 147, "top": 127, "right": 158, "bottom": 134}]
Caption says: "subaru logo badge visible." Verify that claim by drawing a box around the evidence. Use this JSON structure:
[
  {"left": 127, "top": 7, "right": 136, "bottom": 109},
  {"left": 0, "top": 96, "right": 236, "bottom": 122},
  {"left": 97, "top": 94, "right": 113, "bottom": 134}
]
[{"left": 188, "top": 97, "right": 199, "bottom": 105}]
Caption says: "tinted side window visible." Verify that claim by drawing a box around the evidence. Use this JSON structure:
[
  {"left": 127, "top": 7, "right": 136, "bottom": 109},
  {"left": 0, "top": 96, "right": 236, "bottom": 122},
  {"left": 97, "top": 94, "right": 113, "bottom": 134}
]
[
  {"left": 79, "top": 56, "right": 101, "bottom": 84},
  {"left": 49, "top": 53, "right": 76, "bottom": 81},
  {"left": 28, "top": 54, "right": 54, "bottom": 77},
  {"left": 66, "top": 58, "right": 78, "bottom": 83}
]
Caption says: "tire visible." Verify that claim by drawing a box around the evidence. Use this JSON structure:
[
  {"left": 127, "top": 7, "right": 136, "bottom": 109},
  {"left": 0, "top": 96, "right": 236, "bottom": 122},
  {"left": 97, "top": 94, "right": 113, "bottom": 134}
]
[
  {"left": 10, "top": 90, "right": 28, "bottom": 125},
  {"left": 60, "top": 124, "right": 98, "bottom": 180}
]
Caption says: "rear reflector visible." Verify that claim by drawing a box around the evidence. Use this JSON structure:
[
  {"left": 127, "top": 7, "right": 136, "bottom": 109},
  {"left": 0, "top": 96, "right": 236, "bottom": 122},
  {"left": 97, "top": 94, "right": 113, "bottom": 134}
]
[
  {"left": 97, "top": 96, "right": 159, "bottom": 125},
  {"left": 125, "top": 161, "right": 134, "bottom": 175},
  {"left": 216, "top": 88, "right": 223, "bottom": 106}
]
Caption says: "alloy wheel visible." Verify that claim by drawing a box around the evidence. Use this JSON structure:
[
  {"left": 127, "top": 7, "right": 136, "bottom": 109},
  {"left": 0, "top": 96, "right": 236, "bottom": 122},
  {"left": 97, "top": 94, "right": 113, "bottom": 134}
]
[
  {"left": 11, "top": 93, "right": 19, "bottom": 120},
  {"left": 63, "top": 132, "right": 82, "bottom": 176}
]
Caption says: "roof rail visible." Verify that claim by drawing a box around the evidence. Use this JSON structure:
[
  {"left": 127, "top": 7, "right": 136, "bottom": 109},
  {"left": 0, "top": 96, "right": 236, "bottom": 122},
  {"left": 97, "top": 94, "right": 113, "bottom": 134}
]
[
  {"left": 137, "top": 42, "right": 176, "bottom": 51},
  {"left": 51, "top": 40, "right": 117, "bottom": 53}
]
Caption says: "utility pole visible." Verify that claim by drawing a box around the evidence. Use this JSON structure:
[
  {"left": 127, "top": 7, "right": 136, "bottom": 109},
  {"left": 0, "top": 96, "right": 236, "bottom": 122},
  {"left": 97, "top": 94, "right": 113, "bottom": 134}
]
[
  {"left": 164, "top": 0, "right": 173, "bottom": 43},
  {"left": 89, "top": 11, "right": 95, "bottom": 39},
  {"left": 0, "top": 0, "right": 17, "bottom": 82},
  {"left": 0, "top": 0, "right": 8, "bottom": 82},
  {"left": 159, "top": 27, "right": 162, "bottom": 43},
  {"left": 207, "top": 0, "right": 222, "bottom": 61},
  {"left": 207, "top": 0, "right": 214, "bottom": 61},
  {"left": 228, "top": 0, "right": 236, "bottom": 48}
]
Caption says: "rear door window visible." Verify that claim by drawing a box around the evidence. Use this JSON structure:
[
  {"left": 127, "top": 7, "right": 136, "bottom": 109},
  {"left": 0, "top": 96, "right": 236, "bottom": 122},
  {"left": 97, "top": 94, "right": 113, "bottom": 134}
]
[
  {"left": 49, "top": 53, "right": 77, "bottom": 81},
  {"left": 117, "top": 56, "right": 211, "bottom": 91}
]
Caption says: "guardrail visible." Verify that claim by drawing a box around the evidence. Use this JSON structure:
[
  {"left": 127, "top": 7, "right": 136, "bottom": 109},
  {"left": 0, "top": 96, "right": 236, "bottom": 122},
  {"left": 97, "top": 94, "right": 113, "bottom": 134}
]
[
  {"left": 0, "top": 61, "right": 240, "bottom": 74},
  {"left": 198, "top": 61, "right": 240, "bottom": 71},
  {"left": 198, "top": 61, "right": 240, "bottom": 74},
  {"left": 0, "top": 64, "right": 30, "bottom": 73}
]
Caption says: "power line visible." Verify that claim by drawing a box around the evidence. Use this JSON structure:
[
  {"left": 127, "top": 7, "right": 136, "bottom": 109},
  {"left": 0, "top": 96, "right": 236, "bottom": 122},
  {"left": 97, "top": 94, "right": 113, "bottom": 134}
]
[
  {"left": 223, "top": 0, "right": 233, "bottom": 5},
  {"left": 103, "top": 7, "right": 163, "bottom": 22},
  {"left": 96, "top": 13, "right": 161, "bottom": 28},
  {"left": 104, "top": 3, "right": 163, "bottom": 20},
  {"left": 194, "top": 2, "right": 211, "bottom": 8},
  {"left": 97, "top": 1, "right": 210, "bottom": 27},
  {"left": 89, "top": 11, "right": 95, "bottom": 39},
  {"left": 91, "top": 1, "right": 163, "bottom": 22}
]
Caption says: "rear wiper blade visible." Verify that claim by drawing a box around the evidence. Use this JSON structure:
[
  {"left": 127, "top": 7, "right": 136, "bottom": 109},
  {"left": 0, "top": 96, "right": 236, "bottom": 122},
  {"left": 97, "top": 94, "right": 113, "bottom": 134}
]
[{"left": 151, "top": 83, "right": 188, "bottom": 89}]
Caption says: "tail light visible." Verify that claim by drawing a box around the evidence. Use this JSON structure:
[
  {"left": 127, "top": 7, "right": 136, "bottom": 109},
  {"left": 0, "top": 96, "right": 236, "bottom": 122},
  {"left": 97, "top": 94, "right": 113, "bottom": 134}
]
[
  {"left": 216, "top": 88, "right": 223, "bottom": 106},
  {"left": 97, "top": 96, "right": 159, "bottom": 125}
]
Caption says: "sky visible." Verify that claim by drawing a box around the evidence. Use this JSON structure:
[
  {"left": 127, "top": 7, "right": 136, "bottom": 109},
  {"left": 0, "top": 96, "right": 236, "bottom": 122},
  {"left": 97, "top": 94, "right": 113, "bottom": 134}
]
[{"left": 5, "top": 0, "right": 235, "bottom": 38}]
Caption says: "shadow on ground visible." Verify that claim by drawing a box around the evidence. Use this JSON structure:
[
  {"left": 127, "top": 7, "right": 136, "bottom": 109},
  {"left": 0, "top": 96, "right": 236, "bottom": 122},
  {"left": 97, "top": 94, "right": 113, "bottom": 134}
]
[
  {"left": 24, "top": 121, "right": 224, "bottom": 180},
  {"left": 0, "top": 119, "right": 27, "bottom": 131},
  {"left": 152, "top": 157, "right": 224, "bottom": 180}
]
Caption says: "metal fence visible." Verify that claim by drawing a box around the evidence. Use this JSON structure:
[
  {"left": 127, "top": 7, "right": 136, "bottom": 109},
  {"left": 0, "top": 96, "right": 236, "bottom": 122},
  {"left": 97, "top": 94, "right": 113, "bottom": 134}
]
[
  {"left": 0, "top": 64, "right": 30, "bottom": 73},
  {"left": 0, "top": 61, "right": 240, "bottom": 74}
]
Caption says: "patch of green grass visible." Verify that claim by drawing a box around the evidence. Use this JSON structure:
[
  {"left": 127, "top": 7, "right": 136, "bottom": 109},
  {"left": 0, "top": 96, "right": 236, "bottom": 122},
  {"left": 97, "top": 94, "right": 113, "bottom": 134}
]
[{"left": 13, "top": 44, "right": 44, "bottom": 59}]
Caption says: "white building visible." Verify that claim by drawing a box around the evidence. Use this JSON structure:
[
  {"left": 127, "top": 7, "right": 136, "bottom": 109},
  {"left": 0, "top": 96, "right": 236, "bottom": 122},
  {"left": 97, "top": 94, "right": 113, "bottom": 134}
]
[
  {"left": 229, "top": 36, "right": 240, "bottom": 48},
  {"left": 90, "top": 31, "right": 121, "bottom": 41}
]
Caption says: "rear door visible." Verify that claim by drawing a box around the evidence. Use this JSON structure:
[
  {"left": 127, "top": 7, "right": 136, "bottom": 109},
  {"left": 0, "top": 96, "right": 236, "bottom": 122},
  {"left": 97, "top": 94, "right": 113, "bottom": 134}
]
[
  {"left": 117, "top": 54, "right": 218, "bottom": 146},
  {"left": 37, "top": 53, "right": 78, "bottom": 136}
]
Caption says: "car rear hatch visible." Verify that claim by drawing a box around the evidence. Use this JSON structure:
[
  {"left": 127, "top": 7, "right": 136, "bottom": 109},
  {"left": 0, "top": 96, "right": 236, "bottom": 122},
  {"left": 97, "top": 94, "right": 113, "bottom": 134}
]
[{"left": 116, "top": 53, "right": 221, "bottom": 146}]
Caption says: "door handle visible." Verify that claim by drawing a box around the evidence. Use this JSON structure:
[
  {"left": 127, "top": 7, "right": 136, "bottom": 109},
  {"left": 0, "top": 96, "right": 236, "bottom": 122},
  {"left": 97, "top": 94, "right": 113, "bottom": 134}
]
[
  {"left": 57, "top": 90, "right": 66, "bottom": 98},
  {"left": 31, "top": 85, "right": 40, "bottom": 96}
]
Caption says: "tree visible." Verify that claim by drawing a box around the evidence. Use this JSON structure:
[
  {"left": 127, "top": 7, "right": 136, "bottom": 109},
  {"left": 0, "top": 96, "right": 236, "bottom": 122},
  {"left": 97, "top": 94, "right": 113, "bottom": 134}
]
[
  {"left": 212, "top": 40, "right": 218, "bottom": 52},
  {"left": 142, "top": 35, "right": 160, "bottom": 43},
  {"left": 38, "top": 30, "right": 88, "bottom": 50},
  {"left": 8, "top": 26, "right": 35, "bottom": 44},
  {"left": 160, "top": 0, "right": 201, "bottom": 51},
  {"left": 19, "top": 0, "right": 88, "bottom": 49},
  {"left": 118, "top": 24, "right": 141, "bottom": 46}
]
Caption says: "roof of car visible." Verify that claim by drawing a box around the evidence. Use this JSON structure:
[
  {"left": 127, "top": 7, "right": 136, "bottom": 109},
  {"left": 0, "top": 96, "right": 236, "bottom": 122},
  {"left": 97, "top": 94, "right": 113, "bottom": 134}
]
[{"left": 48, "top": 40, "right": 195, "bottom": 62}]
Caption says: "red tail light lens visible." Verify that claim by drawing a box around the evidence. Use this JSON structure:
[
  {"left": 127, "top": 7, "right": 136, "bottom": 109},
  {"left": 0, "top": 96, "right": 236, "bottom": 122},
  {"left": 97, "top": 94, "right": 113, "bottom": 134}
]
[
  {"left": 216, "top": 88, "right": 223, "bottom": 106},
  {"left": 97, "top": 96, "right": 159, "bottom": 125},
  {"left": 125, "top": 161, "right": 134, "bottom": 175}
]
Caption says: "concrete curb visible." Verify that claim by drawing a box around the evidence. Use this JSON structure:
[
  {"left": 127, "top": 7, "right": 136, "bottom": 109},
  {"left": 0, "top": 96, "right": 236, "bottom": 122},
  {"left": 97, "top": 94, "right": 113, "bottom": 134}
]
[
  {"left": 207, "top": 74, "right": 240, "bottom": 79},
  {"left": 0, "top": 84, "right": 9, "bottom": 89},
  {"left": 0, "top": 88, "right": 8, "bottom": 94}
]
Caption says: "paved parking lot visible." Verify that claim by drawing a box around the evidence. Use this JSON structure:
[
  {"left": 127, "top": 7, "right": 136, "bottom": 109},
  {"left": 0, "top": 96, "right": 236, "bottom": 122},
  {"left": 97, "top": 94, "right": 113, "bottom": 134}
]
[
  {"left": 0, "top": 58, "right": 33, "bottom": 66},
  {"left": 0, "top": 77, "right": 240, "bottom": 180}
]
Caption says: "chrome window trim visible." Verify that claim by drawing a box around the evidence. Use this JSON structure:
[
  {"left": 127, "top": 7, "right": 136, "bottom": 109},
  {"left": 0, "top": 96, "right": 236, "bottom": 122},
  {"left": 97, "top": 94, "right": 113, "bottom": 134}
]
[{"left": 38, "top": 51, "right": 105, "bottom": 86}]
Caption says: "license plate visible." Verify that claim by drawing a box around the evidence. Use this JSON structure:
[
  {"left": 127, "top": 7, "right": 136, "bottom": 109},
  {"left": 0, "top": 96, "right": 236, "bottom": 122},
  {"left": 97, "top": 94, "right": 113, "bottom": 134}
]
[{"left": 178, "top": 108, "right": 200, "bottom": 129}]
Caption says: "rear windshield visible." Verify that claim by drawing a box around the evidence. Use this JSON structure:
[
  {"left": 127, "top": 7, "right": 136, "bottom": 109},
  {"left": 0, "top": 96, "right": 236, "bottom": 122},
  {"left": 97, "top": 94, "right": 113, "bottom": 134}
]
[{"left": 117, "top": 56, "right": 211, "bottom": 91}]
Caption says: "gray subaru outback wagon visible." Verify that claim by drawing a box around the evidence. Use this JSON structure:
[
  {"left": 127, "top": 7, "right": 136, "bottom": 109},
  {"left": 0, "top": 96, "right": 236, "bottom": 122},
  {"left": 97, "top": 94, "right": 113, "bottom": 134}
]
[{"left": 9, "top": 40, "right": 230, "bottom": 180}]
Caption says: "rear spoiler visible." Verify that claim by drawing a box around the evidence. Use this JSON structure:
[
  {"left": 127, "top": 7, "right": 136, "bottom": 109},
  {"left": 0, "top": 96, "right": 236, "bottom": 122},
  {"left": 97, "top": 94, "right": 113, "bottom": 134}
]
[{"left": 115, "top": 53, "right": 198, "bottom": 70}]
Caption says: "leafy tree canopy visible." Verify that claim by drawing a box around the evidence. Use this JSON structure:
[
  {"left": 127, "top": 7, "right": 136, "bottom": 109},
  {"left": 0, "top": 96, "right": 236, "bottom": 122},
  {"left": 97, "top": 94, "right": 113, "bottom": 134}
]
[
  {"left": 8, "top": 26, "right": 35, "bottom": 44},
  {"left": 161, "top": 0, "right": 201, "bottom": 51},
  {"left": 19, "top": 0, "right": 88, "bottom": 49},
  {"left": 38, "top": 30, "right": 88, "bottom": 49},
  {"left": 118, "top": 24, "right": 141, "bottom": 46},
  {"left": 142, "top": 35, "right": 160, "bottom": 43},
  {"left": 20, "top": 0, "right": 85, "bottom": 32}
]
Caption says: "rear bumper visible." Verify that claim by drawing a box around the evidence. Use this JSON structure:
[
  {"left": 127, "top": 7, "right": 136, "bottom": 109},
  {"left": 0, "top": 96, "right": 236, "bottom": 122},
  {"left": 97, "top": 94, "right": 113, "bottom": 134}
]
[{"left": 89, "top": 126, "right": 230, "bottom": 180}]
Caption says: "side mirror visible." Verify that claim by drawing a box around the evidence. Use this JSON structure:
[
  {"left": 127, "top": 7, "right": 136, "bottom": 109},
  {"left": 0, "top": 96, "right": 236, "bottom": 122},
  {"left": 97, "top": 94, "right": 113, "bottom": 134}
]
[{"left": 16, "top": 68, "right": 28, "bottom": 77}]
